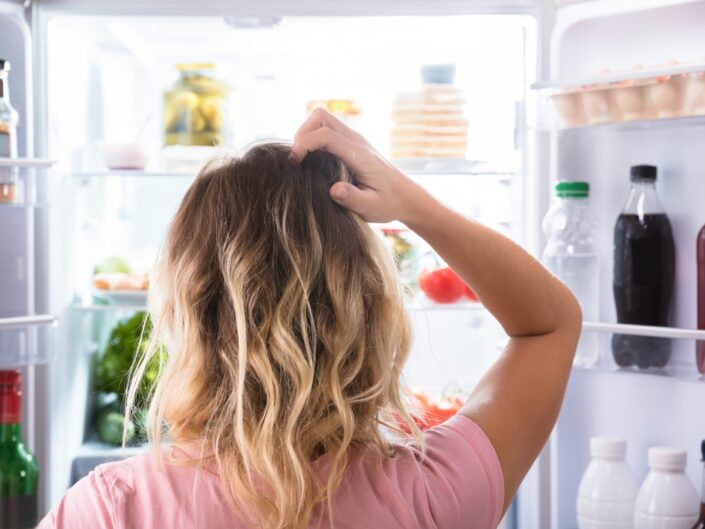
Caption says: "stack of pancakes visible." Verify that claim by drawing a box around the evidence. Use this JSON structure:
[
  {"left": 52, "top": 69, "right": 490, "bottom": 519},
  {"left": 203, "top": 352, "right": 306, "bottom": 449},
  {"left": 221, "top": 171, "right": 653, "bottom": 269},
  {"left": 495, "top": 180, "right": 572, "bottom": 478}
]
[{"left": 390, "top": 65, "right": 468, "bottom": 159}]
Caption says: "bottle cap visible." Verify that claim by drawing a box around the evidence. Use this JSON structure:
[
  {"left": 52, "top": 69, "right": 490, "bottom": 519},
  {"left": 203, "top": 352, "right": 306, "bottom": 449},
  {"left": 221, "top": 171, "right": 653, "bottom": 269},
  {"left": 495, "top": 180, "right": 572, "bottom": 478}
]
[
  {"left": 630, "top": 165, "right": 657, "bottom": 182},
  {"left": 0, "top": 370, "right": 21, "bottom": 424},
  {"left": 590, "top": 437, "right": 626, "bottom": 459},
  {"left": 0, "top": 369, "right": 20, "bottom": 388},
  {"left": 0, "top": 59, "right": 9, "bottom": 72},
  {"left": 648, "top": 446, "right": 687, "bottom": 470},
  {"left": 421, "top": 64, "right": 456, "bottom": 84},
  {"left": 555, "top": 181, "right": 589, "bottom": 198}
]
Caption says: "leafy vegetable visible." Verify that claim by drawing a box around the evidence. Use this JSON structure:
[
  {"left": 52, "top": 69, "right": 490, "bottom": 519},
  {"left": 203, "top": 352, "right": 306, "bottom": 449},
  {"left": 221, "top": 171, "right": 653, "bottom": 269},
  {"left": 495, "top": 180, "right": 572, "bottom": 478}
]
[
  {"left": 94, "top": 312, "right": 165, "bottom": 409},
  {"left": 95, "top": 404, "right": 135, "bottom": 445},
  {"left": 94, "top": 255, "right": 132, "bottom": 275}
]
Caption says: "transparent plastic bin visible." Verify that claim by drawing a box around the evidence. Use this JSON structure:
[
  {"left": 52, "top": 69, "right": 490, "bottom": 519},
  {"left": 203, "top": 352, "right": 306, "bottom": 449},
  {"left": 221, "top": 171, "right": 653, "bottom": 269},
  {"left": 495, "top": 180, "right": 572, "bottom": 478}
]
[
  {"left": 0, "top": 158, "right": 53, "bottom": 207},
  {"left": 532, "top": 62, "right": 705, "bottom": 130},
  {"left": 0, "top": 315, "right": 58, "bottom": 367}
]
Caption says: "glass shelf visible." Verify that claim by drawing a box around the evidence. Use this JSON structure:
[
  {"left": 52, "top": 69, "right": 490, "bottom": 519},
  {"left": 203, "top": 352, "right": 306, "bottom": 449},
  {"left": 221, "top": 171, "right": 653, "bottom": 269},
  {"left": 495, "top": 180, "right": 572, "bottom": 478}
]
[
  {"left": 74, "top": 303, "right": 148, "bottom": 313},
  {"left": 70, "top": 161, "right": 515, "bottom": 182},
  {"left": 407, "top": 301, "right": 485, "bottom": 312},
  {"left": 0, "top": 315, "right": 58, "bottom": 367},
  {"left": 70, "top": 170, "right": 194, "bottom": 181},
  {"left": 75, "top": 300, "right": 488, "bottom": 313}
]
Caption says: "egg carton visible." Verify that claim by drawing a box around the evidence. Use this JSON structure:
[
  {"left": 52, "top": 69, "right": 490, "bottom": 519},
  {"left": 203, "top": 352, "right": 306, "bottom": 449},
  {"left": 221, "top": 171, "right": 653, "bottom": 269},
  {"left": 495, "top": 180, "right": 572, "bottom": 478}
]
[{"left": 533, "top": 61, "right": 705, "bottom": 128}]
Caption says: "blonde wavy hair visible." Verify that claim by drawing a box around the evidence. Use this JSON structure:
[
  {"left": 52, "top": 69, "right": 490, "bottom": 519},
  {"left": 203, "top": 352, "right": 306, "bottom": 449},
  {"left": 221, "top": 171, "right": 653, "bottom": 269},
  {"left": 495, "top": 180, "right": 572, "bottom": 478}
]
[{"left": 125, "top": 143, "right": 419, "bottom": 528}]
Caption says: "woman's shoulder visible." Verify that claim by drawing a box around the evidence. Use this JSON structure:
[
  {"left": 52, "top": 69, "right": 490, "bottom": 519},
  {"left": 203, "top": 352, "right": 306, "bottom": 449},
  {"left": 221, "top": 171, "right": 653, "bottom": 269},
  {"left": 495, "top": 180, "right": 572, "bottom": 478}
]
[
  {"left": 338, "top": 415, "right": 504, "bottom": 529},
  {"left": 93, "top": 445, "right": 217, "bottom": 495}
]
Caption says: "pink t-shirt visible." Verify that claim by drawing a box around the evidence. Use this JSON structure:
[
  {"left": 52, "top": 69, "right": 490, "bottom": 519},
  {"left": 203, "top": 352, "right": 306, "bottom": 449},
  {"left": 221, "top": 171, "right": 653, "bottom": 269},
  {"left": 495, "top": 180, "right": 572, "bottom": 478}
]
[{"left": 38, "top": 415, "right": 503, "bottom": 529}]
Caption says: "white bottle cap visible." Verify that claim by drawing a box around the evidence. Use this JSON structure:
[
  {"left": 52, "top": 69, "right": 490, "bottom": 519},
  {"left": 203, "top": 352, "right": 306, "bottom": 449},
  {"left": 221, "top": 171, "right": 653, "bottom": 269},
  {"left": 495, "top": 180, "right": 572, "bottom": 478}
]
[
  {"left": 590, "top": 437, "right": 626, "bottom": 459},
  {"left": 648, "top": 446, "right": 687, "bottom": 470}
]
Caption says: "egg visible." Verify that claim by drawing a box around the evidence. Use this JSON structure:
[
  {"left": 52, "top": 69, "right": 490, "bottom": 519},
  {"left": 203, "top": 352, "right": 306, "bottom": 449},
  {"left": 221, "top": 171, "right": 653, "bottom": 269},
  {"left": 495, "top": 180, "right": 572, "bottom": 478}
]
[
  {"left": 583, "top": 89, "right": 620, "bottom": 124},
  {"left": 685, "top": 72, "right": 705, "bottom": 115},
  {"left": 552, "top": 91, "right": 586, "bottom": 127}
]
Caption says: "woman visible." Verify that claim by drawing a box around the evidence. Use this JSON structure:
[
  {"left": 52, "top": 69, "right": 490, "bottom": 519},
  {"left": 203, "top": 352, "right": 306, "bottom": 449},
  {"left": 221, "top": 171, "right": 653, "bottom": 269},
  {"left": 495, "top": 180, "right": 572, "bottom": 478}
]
[{"left": 39, "top": 109, "right": 580, "bottom": 529}]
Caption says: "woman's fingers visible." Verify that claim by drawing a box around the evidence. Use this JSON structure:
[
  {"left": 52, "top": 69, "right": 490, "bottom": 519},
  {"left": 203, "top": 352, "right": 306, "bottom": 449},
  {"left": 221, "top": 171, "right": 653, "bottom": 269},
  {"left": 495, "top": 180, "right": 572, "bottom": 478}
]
[
  {"left": 293, "top": 108, "right": 370, "bottom": 147},
  {"left": 329, "top": 182, "right": 382, "bottom": 221},
  {"left": 290, "top": 126, "right": 373, "bottom": 182}
]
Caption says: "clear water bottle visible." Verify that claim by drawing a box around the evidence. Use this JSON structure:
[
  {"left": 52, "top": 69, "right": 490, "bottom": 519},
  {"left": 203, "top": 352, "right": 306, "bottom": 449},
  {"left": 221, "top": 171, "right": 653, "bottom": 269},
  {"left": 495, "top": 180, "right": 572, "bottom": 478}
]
[{"left": 543, "top": 181, "right": 599, "bottom": 366}]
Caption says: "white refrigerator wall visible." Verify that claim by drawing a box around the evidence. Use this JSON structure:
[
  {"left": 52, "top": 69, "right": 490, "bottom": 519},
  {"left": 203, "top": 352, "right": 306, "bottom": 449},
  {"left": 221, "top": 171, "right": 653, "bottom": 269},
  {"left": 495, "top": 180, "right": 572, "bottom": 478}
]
[{"left": 550, "top": 1, "right": 705, "bottom": 527}]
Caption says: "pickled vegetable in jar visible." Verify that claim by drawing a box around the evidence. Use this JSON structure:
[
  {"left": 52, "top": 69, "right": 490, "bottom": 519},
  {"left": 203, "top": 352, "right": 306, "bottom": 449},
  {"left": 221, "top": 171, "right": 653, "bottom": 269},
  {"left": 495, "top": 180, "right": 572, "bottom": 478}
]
[{"left": 163, "top": 64, "right": 230, "bottom": 147}]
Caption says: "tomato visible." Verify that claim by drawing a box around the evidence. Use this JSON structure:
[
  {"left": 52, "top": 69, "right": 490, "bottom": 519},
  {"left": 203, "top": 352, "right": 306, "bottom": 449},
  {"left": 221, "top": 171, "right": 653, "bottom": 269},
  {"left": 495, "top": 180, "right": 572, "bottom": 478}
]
[
  {"left": 463, "top": 283, "right": 479, "bottom": 302},
  {"left": 425, "top": 400, "right": 459, "bottom": 426},
  {"left": 418, "top": 267, "right": 465, "bottom": 303}
]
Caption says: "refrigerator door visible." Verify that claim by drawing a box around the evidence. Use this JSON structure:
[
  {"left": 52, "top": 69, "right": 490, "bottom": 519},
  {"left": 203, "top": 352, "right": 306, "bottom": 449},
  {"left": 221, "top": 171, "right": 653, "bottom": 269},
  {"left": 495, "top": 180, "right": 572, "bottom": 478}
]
[{"left": 538, "top": 1, "right": 705, "bottom": 528}]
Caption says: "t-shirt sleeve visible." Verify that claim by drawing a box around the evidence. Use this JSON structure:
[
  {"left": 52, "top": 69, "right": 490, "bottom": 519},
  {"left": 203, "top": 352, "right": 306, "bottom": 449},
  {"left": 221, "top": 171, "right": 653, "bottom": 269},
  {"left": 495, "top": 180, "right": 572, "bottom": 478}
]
[
  {"left": 36, "top": 466, "right": 123, "bottom": 529},
  {"left": 418, "top": 414, "right": 505, "bottom": 529}
]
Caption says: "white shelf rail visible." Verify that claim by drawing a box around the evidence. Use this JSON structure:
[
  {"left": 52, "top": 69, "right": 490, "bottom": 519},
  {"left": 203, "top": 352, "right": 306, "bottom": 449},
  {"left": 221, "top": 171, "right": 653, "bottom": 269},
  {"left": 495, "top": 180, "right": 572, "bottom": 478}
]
[
  {"left": 74, "top": 304, "right": 147, "bottom": 312},
  {"left": 0, "top": 158, "right": 55, "bottom": 168},
  {"left": 582, "top": 321, "right": 705, "bottom": 341},
  {"left": 0, "top": 314, "right": 57, "bottom": 329}
]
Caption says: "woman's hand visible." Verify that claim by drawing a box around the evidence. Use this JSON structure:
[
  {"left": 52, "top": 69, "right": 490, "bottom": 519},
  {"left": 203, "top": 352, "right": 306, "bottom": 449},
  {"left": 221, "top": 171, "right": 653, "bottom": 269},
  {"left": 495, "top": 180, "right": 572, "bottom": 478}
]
[{"left": 290, "top": 108, "right": 425, "bottom": 224}]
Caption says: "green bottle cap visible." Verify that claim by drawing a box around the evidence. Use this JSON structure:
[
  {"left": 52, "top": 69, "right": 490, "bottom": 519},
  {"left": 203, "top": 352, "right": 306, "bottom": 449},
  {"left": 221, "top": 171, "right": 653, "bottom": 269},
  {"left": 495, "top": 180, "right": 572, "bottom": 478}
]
[{"left": 555, "top": 181, "right": 589, "bottom": 198}]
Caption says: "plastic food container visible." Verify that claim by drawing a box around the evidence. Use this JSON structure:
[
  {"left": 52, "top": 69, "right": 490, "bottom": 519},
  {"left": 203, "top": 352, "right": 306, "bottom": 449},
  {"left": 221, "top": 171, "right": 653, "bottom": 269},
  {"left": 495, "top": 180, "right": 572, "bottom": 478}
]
[
  {"left": 100, "top": 143, "right": 149, "bottom": 170},
  {"left": 534, "top": 61, "right": 705, "bottom": 129}
]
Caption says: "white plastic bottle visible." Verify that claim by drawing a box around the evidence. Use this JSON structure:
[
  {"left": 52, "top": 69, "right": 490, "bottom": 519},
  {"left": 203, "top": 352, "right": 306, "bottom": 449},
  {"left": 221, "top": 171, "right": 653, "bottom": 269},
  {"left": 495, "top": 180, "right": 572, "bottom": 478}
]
[
  {"left": 634, "top": 447, "right": 699, "bottom": 529},
  {"left": 542, "top": 180, "right": 599, "bottom": 366},
  {"left": 577, "top": 437, "right": 639, "bottom": 529}
]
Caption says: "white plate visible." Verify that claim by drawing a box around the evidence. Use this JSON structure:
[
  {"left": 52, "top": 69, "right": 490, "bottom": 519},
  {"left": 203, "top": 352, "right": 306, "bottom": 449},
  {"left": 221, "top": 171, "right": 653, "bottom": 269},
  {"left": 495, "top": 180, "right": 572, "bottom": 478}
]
[{"left": 92, "top": 289, "right": 148, "bottom": 304}]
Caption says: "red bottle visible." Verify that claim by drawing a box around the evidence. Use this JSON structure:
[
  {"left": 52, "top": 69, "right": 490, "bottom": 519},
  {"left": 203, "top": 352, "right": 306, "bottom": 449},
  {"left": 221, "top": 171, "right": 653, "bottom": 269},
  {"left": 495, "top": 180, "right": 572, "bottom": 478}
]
[{"left": 698, "top": 225, "right": 705, "bottom": 374}]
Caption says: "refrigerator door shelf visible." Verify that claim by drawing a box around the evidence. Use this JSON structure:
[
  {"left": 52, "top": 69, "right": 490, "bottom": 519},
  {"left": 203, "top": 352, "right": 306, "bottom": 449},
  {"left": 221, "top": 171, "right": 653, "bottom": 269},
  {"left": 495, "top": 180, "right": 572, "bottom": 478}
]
[
  {"left": 572, "top": 322, "right": 705, "bottom": 382},
  {"left": 0, "top": 158, "right": 54, "bottom": 169},
  {"left": 0, "top": 314, "right": 57, "bottom": 367},
  {"left": 530, "top": 110, "right": 705, "bottom": 132},
  {"left": 0, "top": 159, "right": 54, "bottom": 207}
]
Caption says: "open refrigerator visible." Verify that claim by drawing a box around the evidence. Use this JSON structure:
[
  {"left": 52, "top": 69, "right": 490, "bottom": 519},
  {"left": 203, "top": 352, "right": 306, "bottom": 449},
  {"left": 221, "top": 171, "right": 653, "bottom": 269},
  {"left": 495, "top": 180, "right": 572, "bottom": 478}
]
[{"left": 1, "top": 0, "right": 705, "bottom": 527}]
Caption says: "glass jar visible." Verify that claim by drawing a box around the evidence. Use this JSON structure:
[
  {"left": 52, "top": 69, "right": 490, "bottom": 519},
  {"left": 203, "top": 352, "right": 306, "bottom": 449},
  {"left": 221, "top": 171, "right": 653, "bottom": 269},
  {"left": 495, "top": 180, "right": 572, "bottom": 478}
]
[
  {"left": 163, "top": 64, "right": 230, "bottom": 147},
  {"left": 306, "top": 99, "right": 361, "bottom": 128}
]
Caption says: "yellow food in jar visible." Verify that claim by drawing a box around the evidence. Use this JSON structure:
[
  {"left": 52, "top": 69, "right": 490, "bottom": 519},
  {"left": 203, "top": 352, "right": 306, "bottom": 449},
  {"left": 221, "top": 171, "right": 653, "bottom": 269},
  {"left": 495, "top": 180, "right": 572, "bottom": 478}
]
[{"left": 163, "top": 65, "right": 229, "bottom": 146}]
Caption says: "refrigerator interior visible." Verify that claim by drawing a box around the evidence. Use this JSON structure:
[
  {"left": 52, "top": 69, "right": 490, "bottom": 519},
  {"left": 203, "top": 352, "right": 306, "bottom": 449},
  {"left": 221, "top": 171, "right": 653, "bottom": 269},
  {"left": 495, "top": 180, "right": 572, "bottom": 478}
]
[
  {"left": 545, "top": 1, "right": 705, "bottom": 527},
  {"left": 40, "top": 11, "right": 536, "bottom": 518}
]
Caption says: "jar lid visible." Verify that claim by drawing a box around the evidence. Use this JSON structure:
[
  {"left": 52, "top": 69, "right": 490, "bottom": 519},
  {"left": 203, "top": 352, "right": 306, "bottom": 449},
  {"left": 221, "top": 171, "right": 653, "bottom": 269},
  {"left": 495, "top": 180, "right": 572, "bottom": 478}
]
[
  {"left": 648, "top": 446, "right": 687, "bottom": 470},
  {"left": 175, "top": 63, "right": 216, "bottom": 72},
  {"left": 555, "top": 181, "right": 589, "bottom": 198},
  {"left": 590, "top": 437, "right": 626, "bottom": 459},
  {"left": 421, "top": 64, "right": 456, "bottom": 85}
]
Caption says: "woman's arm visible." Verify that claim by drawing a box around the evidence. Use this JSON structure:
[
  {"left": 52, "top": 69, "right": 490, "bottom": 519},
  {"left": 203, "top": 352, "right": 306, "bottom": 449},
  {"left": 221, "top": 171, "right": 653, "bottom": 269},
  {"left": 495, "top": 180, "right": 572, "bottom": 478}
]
[{"left": 291, "top": 109, "right": 582, "bottom": 512}]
